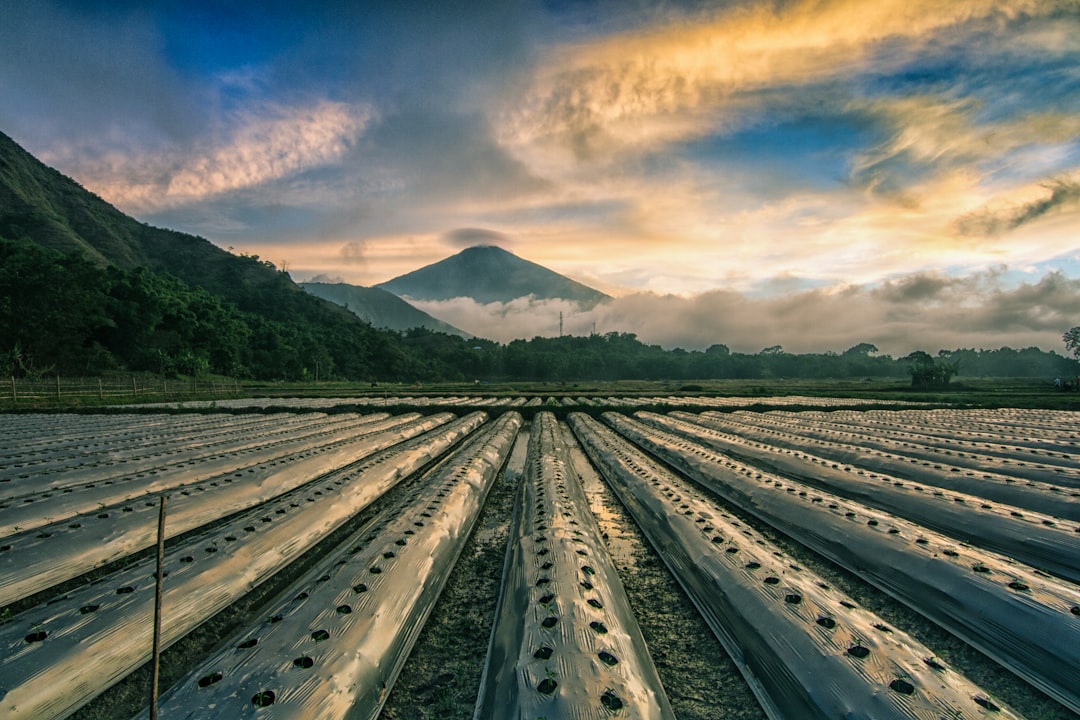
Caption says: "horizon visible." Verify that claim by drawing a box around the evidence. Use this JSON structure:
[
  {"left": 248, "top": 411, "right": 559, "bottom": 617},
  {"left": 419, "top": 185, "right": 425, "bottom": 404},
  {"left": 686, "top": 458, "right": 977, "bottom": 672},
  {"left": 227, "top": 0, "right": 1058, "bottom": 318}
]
[{"left": 2, "top": 1, "right": 1078, "bottom": 354}]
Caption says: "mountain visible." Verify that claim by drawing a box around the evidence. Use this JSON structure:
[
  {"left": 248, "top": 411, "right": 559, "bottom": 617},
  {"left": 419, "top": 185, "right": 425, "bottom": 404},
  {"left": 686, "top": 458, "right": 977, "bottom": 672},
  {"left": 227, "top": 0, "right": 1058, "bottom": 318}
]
[
  {"left": 376, "top": 245, "right": 610, "bottom": 306},
  {"left": 301, "top": 282, "right": 468, "bottom": 336}
]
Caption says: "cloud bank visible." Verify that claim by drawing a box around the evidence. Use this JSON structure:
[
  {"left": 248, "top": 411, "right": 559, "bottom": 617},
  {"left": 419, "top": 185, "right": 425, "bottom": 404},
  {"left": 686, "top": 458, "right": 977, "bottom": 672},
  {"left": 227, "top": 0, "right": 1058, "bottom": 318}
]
[{"left": 408, "top": 270, "right": 1080, "bottom": 356}]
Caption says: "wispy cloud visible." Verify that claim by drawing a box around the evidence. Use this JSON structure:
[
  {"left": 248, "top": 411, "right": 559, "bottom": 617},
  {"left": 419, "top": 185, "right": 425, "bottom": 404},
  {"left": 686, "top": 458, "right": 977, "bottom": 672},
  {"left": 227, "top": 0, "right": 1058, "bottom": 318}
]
[
  {"left": 67, "top": 101, "right": 374, "bottom": 212},
  {"left": 954, "top": 177, "right": 1080, "bottom": 236},
  {"left": 497, "top": 0, "right": 1059, "bottom": 161}
]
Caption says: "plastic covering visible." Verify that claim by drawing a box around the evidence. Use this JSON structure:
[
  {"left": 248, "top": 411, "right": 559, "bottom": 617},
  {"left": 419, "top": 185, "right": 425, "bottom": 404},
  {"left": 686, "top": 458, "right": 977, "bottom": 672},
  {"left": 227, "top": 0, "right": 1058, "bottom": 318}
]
[
  {"left": 601, "top": 411, "right": 1080, "bottom": 714},
  {"left": 746, "top": 408, "right": 1080, "bottom": 487},
  {"left": 570, "top": 413, "right": 1022, "bottom": 720},
  {"left": 0, "top": 412, "right": 405, "bottom": 535},
  {"left": 0, "top": 412, "right": 487, "bottom": 720},
  {"left": 634, "top": 410, "right": 1080, "bottom": 585},
  {"left": 681, "top": 410, "right": 1080, "bottom": 520},
  {"left": 140, "top": 412, "right": 521, "bottom": 720},
  {"left": 475, "top": 412, "right": 674, "bottom": 719},
  {"left": 0, "top": 413, "right": 456, "bottom": 607}
]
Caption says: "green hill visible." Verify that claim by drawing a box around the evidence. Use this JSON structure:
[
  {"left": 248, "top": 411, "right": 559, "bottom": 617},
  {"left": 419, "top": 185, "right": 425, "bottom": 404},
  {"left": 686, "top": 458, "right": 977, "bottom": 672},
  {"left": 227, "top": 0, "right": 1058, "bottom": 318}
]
[
  {"left": 0, "top": 129, "right": 431, "bottom": 381},
  {"left": 301, "top": 282, "right": 468, "bottom": 337}
]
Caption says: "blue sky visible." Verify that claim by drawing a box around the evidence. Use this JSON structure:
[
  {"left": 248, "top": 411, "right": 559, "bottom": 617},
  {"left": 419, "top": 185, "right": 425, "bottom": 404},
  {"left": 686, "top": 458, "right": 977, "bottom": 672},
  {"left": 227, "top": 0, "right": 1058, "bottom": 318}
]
[{"left": 2, "top": 0, "right": 1079, "bottom": 353}]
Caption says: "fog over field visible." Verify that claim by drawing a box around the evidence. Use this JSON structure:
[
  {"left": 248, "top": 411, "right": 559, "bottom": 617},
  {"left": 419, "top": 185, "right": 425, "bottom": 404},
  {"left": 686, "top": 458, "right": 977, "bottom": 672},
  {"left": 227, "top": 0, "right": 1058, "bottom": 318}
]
[{"left": 405, "top": 269, "right": 1079, "bottom": 354}]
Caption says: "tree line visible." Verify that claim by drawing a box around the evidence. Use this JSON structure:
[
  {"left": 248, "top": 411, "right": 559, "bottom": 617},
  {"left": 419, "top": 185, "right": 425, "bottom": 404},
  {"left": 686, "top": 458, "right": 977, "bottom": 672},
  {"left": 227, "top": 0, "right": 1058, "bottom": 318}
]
[{"left": 4, "top": 236, "right": 1077, "bottom": 384}]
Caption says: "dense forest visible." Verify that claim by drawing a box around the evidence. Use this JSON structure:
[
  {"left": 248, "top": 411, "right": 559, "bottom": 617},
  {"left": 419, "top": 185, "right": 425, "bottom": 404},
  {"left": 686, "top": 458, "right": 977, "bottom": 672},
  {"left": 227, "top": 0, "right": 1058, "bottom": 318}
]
[{"left": 5, "top": 235, "right": 1076, "bottom": 385}]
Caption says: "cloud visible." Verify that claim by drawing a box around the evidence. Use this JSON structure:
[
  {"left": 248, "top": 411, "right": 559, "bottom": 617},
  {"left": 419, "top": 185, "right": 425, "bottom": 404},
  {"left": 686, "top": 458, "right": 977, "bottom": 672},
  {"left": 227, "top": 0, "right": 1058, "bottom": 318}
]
[
  {"left": 307, "top": 272, "right": 345, "bottom": 283},
  {"left": 339, "top": 240, "right": 370, "bottom": 266},
  {"left": 442, "top": 228, "right": 513, "bottom": 250},
  {"left": 407, "top": 270, "right": 1080, "bottom": 356},
  {"left": 66, "top": 100, "right": 375, "bottom": 213},
  {"left": 496, "top": 0, "right": 1058, "bottom": 161},
  {"left": 954, "top": 178, "right": 1080, "bottom": 236}
]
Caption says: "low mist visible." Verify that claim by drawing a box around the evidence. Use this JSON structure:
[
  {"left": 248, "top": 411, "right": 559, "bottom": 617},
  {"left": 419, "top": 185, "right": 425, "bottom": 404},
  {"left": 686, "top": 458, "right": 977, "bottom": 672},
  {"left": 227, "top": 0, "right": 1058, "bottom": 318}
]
[{"left": 405, "top": 270, "right": 1079, "bottom": 356}]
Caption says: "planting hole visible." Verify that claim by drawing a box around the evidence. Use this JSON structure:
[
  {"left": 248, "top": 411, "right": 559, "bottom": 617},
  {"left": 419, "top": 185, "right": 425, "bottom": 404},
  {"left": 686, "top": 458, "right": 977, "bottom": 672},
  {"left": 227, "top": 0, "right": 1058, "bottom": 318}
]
[
  {"left": 293, "top": 656, "right": 314, "bottom": 668},
  {"left": 847, "top": 645, "right": 870, "bottom": 659},
  {"left": 336, "top": 604, "right": 352, "bottom": 614},
  {"left": 116, "top": 586, "right": 135, "bottom": 594},
  {"left": 590, "top": 621, "right": 609, "bottom": 634},
  {"left": 889, "top": 678, "right": 915, "bottom": 695},
  {"left": 534, "top": 646, "right": 554, "bottom": 659},
  {"left": 24, "top": 630, "right": 48, "bottom": 643},
  {"left": 784, "top": 593, "right": 802, "bottom": 604},
  {"left": 79, "top": 604, "right": 100, "bottom": 614},
  {"left": 745, "top": 561, "right": 761, "bottom": 570},
  {"left": 238, "top": 638, "right": 258, "bottom": 649},
  {"left": 538, "top": 593, "right": 555, "bottom": 604},
  {"left": 974, "top": 696, "right": 1001, "bottom": 711},
  {"left": 1008, "top": 581, "right": 1029, "bottom": 591},
  {"left": 252, "top": 690, "right": 276, "bottom": 707},
  {"left": 541, "top": 616, "right": 559, "bottom": 628},
  {"left": 588, "top": 598, "right": 604, "bottom": 609},
  {"left": 816, "top": 617, "right": 836, "bottom": 629},
  {"left": 198, "top": 672, "right": 223, "bottom": 687},
  {"left": 764, "top": 576, "right": 780, "bottom": 585},
  {"left": 598, "top": 650, "right": 619, "bottom": 666},
  {"left": 537, "top": 678, "right": 558, "bottom": 695},
  {"left": 353, "top": 583, "right": 368, "bottom": 593},
  {"left": 600, "top": 689, "right": 624, "bottom": 711},
  {"left": 311, "top": 629, "right": 330, "bottom": 641},
  {"left": 923, "top": 657, "right": 945, "bottom": 671},
  {"left": 370, "top": 566, "right": 382, "bottom": 574}
]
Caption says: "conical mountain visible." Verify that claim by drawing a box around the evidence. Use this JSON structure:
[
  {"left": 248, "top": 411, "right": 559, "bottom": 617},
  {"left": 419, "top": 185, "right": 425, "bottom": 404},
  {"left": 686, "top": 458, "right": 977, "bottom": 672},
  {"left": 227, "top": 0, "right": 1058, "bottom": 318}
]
[{"left": 376, "top": 245, "right": 610, "bottom": 306}]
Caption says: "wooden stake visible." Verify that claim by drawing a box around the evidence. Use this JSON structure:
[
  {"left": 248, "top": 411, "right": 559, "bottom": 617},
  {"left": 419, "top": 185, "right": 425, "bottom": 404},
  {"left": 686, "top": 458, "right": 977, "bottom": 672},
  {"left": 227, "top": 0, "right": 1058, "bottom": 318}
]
[{"left": 149, "top": 495, "right": 167, "bottom": 720}]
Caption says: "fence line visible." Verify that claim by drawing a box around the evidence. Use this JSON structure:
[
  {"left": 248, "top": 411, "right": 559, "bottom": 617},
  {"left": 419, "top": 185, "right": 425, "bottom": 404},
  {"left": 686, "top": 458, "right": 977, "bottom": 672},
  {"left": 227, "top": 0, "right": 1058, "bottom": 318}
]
[{"left": 2, "top": 375, "right": 240, "bottom": 407}]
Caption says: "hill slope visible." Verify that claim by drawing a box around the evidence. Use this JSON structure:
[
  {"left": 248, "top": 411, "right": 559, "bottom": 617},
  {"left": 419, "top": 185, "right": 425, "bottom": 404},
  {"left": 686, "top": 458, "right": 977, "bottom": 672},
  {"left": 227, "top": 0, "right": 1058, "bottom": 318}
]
[
  {"left": 0, "top": 130, "right": 431, "bottom": 380},
  {"left": 376, "top": 245, "right": 610, "bottom": 306},
  {"left": 301, "top": 282, "right": 468, "bottom": 336}
]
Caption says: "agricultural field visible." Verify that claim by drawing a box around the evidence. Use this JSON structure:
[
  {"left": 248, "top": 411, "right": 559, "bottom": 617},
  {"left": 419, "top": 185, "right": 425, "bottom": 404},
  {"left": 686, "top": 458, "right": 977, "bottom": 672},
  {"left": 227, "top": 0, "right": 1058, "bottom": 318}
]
[{"left": 0, "top": 399, "right": 1078, "bottom": 719}]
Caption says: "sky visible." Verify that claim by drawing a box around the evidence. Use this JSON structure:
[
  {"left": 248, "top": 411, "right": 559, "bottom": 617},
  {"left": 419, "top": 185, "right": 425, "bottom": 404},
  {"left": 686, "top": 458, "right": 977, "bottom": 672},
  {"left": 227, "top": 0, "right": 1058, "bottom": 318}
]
[{"left": 2, "top": 0, "right": 1079, "bottom": 355}]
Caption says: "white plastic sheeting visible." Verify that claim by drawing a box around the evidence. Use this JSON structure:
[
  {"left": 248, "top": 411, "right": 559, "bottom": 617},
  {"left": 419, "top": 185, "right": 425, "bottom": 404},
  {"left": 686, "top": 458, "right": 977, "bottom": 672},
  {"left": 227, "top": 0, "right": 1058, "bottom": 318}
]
[
  {"left": 142, "top": 412, "right": 520, "bottom": 720},
  {"left": 572, "top": 413, "right": 1022, "bottom": 720},
  {"left": 0, "top": 412, "right": 488, "bottom": 720},
  {"left": 603, "top": 411, "right": 1080, "bottom": 714},
  {"left": 475, "top": 412, "right": 674, "bottom": 720}
]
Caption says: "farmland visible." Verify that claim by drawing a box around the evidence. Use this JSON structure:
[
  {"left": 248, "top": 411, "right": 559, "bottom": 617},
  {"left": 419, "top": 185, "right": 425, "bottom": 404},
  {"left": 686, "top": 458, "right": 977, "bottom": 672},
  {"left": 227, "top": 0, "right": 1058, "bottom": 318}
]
[{"left": 1, "top": 397, "right": 1078, "bottom": 719}]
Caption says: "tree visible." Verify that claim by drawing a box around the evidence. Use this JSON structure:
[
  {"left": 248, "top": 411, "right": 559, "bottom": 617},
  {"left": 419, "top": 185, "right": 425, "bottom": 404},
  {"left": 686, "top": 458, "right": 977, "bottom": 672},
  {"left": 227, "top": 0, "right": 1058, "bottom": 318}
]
[
  {"left": 1065, "top": 327, "right": 1080, "bottom": 360},
  {"left": 903, "top": 350, "right": 958, "bottom": 388}
]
